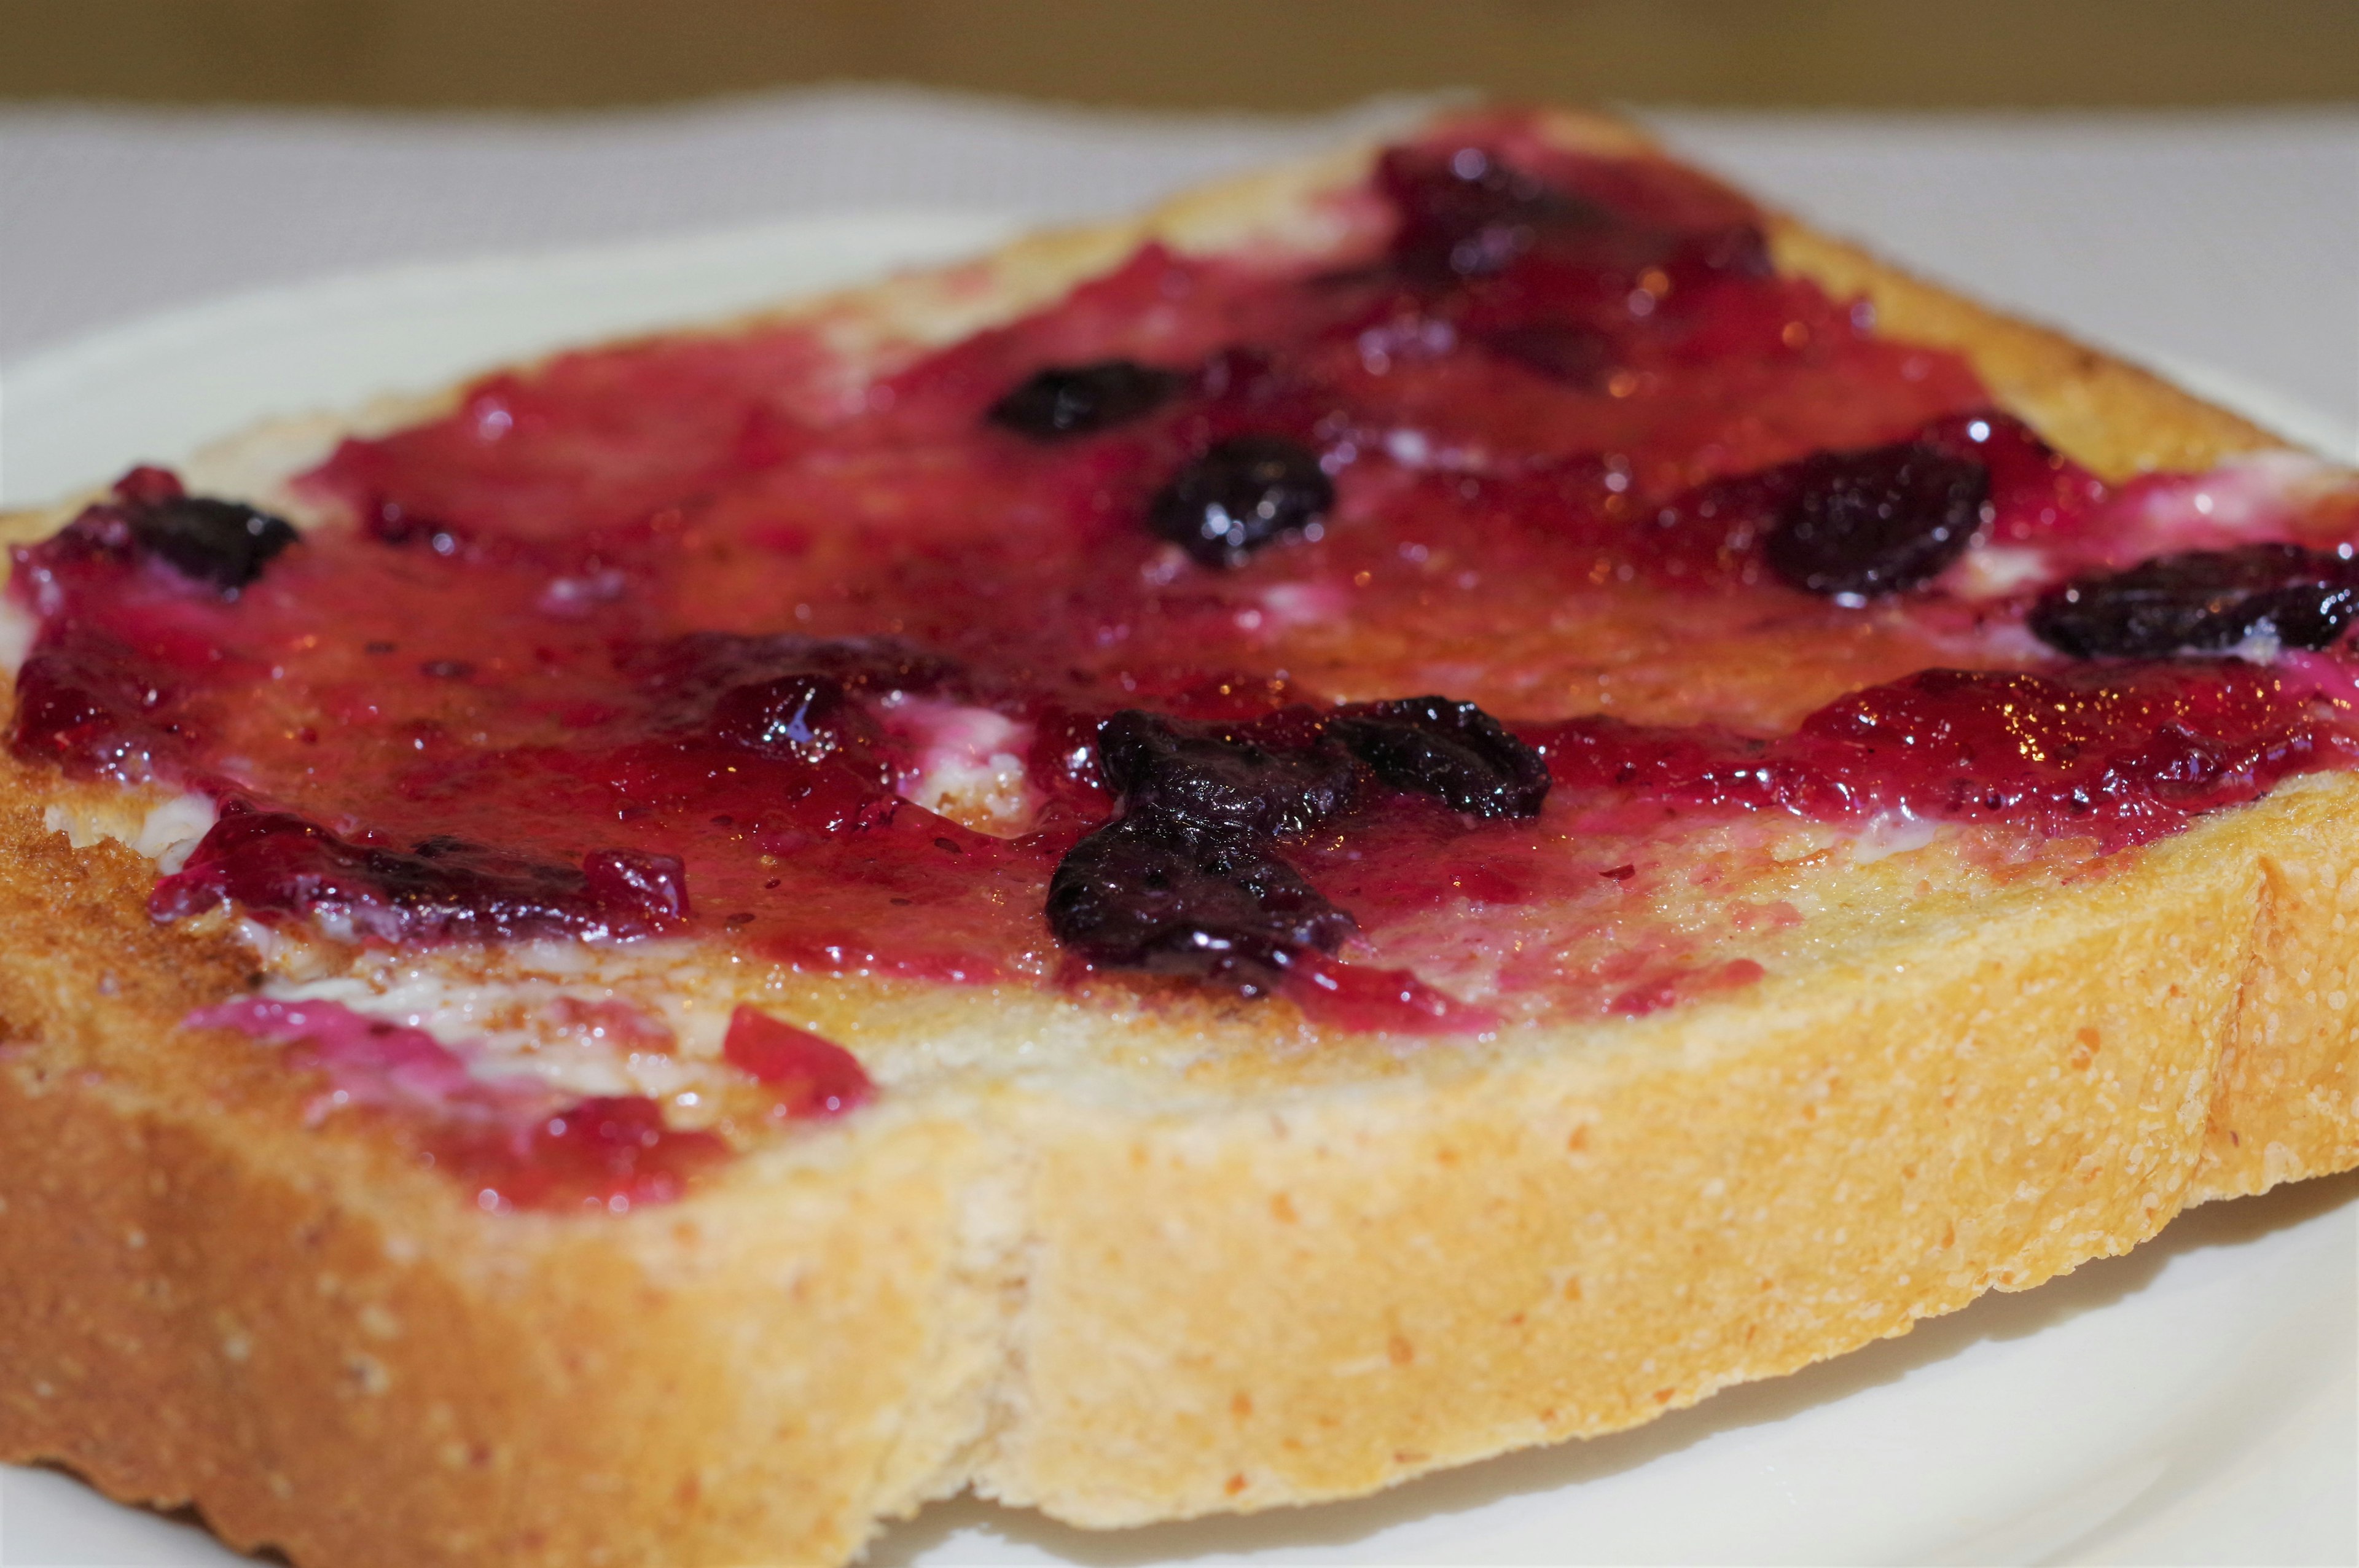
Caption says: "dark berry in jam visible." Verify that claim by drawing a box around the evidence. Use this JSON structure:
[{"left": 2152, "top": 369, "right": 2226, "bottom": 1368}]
[
  {"left": 1478, "top": 322, "right": 1613, "bottom": 389},
  {"left": 706, "top": 671, "right": 886, "bottom": 774},
  {"left": 1095, "top": 709, "right": 1357, "bottom": 839},
  {"left": 633, "top": 632, "right": 955, "bottom": 709},
  {"left": 1332, "top": 696, "right": 1551, "bottom": 819},
  {"left": 1148, "top": 435, "right": 1334, "bottom": 569},
  {"left": 1377, "top": 144, "right": 1602, "bottom": 280},
  {"left": 1049, "top": 709, "right": 1375, "bottom": 994},
  {"left": 1762, "top": 442, "right": 1988, "bottom": 601},
  {"left": 152, "top": 806, "right": 692, "bottom": 944},
  {"left": 986, "top": 359, "right": 1185, "bottom": 440},
  {"left": 2028, "top": 544, "right": 2359, "bottom": 658},
  {"left": 1663, "top": 221, "right": 1774, "bottom": 284},
  {"left": 30, "top": 467, "right": 299, "bottom": 597},
  {"left": 1046, "top": 815, "right": 1355, "bottom": 997},
  {"left": 131, "top": 495, "right": 299, "bottom": 593}
]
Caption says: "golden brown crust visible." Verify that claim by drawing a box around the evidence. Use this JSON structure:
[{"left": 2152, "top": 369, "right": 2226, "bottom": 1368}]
[
  {"left": 3, "top": 106, "right": 2355, "bottom": 1566},
  {"left": 985, "top": 771, "right": 2359, "bottom": 1522},
  {"left": 0, "top": 773, "right": 1024, "bottom": 1566}
]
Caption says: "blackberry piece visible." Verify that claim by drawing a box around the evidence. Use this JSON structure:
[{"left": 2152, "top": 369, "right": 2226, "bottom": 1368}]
[
  {"left": 1044, "top": 815, "right": 1355, "bottom": 997},
  {"left": 1095, "top": 710, "right": 1358, "bottom": 840},
  {"left": 1763, "top": 442, "right": 1988, "bottom": 601},
  {"left": 2030, "top": 544, "right": 2359, "bottom": 658},
  {"left": 133, "top": 497, "right": 296, "bottom": 590},
  {"left": 1148, "top": 435, "right": 1334, "bottom": 569},
  {"left": 986, "top": 359, "right": 1184, "bottom": 440},
  {"left": 1377, "top": 144, "right": 1604, "bottom": 281},
  {"left": 1332, "top": 696, "right": 1551, "bottom": 818},
  {"left": 151, "top": 808, "right": 691, "bottom": 945}
]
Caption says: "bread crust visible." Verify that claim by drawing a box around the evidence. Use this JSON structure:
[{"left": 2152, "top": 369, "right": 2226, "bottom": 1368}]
[{"left": 2, "top": 107, "right": 2353, "bottom": 1564}]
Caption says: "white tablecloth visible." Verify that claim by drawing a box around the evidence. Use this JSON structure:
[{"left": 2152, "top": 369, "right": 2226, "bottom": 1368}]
[{"left": 3, "top": 88, "right": 2354, "bottom": 452}]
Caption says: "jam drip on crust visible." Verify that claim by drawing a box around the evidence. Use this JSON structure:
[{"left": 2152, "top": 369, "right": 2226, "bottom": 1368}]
[
  {"left": 14, "top": 109, "right": 2359, "bottom": 1056},
  {"left": 187, "top": 999, "right": 730, "bottom": 1212}
]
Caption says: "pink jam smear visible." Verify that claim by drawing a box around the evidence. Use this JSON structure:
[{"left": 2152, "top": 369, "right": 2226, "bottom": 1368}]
[
  {"left": 186, "top": 997, "right": 727, "bottom": 1211},
  {"left": 14, "top": 112, "right": 2359, "bottom": 1185}
]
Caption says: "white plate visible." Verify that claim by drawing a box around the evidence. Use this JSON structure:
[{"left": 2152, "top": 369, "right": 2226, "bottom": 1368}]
[{"left": 1, "top": 218, "right": 2353, "bottom": 1568}]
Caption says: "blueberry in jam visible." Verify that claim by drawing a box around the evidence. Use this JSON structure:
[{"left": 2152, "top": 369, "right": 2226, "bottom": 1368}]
[
  {"left": 1377, "top": 144, "right": 1603, "bottom": 281},
  {"left": 1050, "top": 699, "right": 1541, "bottom": 995},
  {"left": 1048, "top": 709, "right": 1367, "bottom": 995},
  {"left": 134, "top": 496, "right": 299, "bottom": 592},
  {"left": 1095, "top": 710, "right": 1357, "bottom": 840},
  {"left": 36, "top": 467, "right": 298, "bottom": 596},
  {"left": 2029, "top": 544, "right": 2359, "bottom": 658},
  {"left": 986, "top": 359, "right": 1186, "bottom": 440},
  {"left": 1045, "top": 814, "right": 1355, "bottom": 997},
  {"left": 1332, "top": 696, "right": 1551, "bottom": 819},
  {"left": 1148, "top": 435, "right": 1334, "bottom": 568},
  {"left": 1762, "top": 442, "right": 1987, "bottom": 601}
]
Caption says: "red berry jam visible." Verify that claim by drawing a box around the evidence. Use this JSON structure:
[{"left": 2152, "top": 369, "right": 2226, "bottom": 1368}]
[
  {"left": 721, "top": 1005, "right": 875, "bottom": 1118},
  {"left": 186, "top": 999, "right": 727, "bottom": 1211},
  {"left": 14, "top": 109, "right": 2359, "bottom": 1057}
]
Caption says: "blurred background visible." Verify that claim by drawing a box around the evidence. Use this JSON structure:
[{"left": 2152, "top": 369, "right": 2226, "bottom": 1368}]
[
  {"left": 4, "top": 0, "right": 2357, "bottom": 110},
  {"left": 3, "top": 0, "right": 2356, "bottom": 468}
]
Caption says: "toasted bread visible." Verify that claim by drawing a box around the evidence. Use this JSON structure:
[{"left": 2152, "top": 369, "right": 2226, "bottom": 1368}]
[{"left": 2, "top": 107, "right": 2355, "bottom": 1568}]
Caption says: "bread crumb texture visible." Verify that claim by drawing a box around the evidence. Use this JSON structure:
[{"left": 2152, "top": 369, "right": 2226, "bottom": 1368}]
[{"left": 1, "top": 107, "right": 2352, "bottom": 1566}]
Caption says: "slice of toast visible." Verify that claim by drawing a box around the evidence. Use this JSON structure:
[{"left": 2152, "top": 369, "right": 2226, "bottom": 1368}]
[{"left": 4, "top": 106, "right": 2357, "bottom": 1568}]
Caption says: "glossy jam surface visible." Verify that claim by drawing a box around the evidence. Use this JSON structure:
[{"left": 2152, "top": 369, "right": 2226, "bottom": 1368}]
[{"left": 15, "top": 112, "right": 2359, "bottom": 1059}]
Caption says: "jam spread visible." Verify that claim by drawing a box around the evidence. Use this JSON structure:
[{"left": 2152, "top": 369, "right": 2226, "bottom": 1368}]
[
  {"left": 186, "top": 998, "right": 730, "bottom": 1211},
  {"left": 14, "top": 112, "right": 2359, "bottom": 1205}
]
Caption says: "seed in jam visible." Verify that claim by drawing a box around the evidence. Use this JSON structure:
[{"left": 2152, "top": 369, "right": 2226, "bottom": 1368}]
[
  {"left": 1148, "top": 435, "right": 1334, "bottom": 568},
  {"left": 1332, "top": 696, "right": 1552, "bottom": 819},
  {"left": 2029, "top": 544, "right": 2359, "bottom": 658},
  {"left": 986, "top": 359, "right": 1186, "bottom": 440},
  {"left": 1046, "top": 814, "right": 1355, "bottom": 997},
  {"left": 1095, "top": 709, "right": 1357, "bottom": 840},
  {"left": 1762, "top": 442, "right": 1987, "bottom": 601}
]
